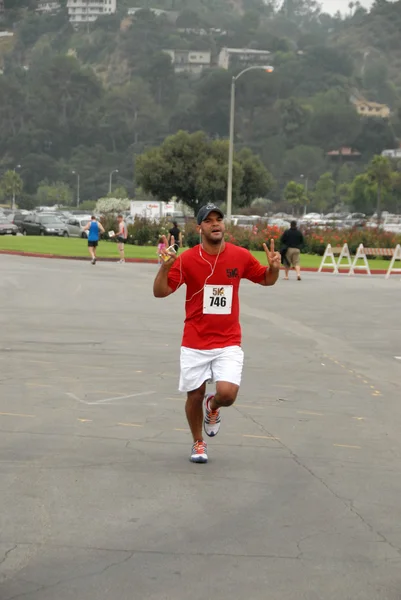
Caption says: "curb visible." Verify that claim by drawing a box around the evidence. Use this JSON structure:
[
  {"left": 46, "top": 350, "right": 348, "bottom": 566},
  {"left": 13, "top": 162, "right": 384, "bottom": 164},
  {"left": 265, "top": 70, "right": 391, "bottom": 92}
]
[
  {"left": 0, "top": 250, "right": 156, "bottom": 264},
  {"left": 0, "top": 249, "right": 394, "bottom": 275}
]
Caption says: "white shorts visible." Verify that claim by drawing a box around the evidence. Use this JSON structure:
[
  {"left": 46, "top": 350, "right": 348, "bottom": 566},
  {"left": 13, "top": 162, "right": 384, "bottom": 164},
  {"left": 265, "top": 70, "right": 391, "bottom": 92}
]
[{"left": 179, "top": 346, "right": 244, "bottom": 393}]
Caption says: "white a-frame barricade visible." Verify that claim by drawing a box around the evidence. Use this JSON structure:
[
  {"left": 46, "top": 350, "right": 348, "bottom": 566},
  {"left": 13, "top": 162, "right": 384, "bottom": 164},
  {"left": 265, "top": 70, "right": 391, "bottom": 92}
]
[
  {"left": 318, "top": 244, "right": 338, "bottom": 274},
  {"left": 385, "top": 244, "right": 401, "bottom": 279},
  {"left": 337, "top": 243, "right": 352, "bottom": 272},
  {"left": 318, "top": 243, "right": 352, "bottom": 274},
  {"left": 349, "top": 244, "right": 371, "bottom": 276}
]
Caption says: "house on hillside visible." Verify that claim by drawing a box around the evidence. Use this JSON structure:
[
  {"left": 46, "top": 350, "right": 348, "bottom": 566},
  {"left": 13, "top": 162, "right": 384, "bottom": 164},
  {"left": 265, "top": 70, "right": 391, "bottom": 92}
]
[
  {"left": 127, "top": 7, "right": 178, "bottom": 22},
  {"left": 37, "top": 1, "right": 61, "bottom": 14},
  {"left": 163, "top": 49, "right": 211, "bottom": 75},
  {"left": 326, "top": 147, "right": 361, "bottom": 161},
  {"left": 350, "top": 95, "right": 390, "bottom": 118},
  {"left": 67, "top": 0, "right": 117, "bottom": 24},
  {"left": 218, "top": 47, "right": 271, "bottom": 70},
  {"left": 382, "top": 148, "right": 401, "bottom": 159}
]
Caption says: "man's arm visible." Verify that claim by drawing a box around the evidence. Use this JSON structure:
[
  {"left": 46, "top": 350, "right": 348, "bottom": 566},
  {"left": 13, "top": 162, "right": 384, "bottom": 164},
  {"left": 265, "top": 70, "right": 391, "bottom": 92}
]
[
  {"left": 153, "top": 236, "right": 178, "bottom": 298},
  {"left": 260, "top": 239, "right": 281, "bottom": 287},
  {"left": 99, "top": 222, "right": 105, "bottom": 234},
  {"left": 261, "top": 265, "right": 279, "bottom": 287},
  {"left": 153, "top": 263, "right": 174, "bottom": 298}
]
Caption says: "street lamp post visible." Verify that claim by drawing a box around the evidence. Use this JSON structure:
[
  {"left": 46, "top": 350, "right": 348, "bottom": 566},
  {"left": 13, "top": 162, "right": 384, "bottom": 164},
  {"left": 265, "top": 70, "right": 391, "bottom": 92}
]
[
  {"left": 300, "top": 174, "right": 308, "bottom": 216},
  {"left": 12, "top": 164, "right": 22, "bottom": 211},
  {"left": 109, "top": 169, "right": 119, "bottom": 195},
  {"left": 226, "top": 65, "right": 274, "bottom": 221},
  {"left": 72, "top": 171, "right": 80, "bottom": 207}
]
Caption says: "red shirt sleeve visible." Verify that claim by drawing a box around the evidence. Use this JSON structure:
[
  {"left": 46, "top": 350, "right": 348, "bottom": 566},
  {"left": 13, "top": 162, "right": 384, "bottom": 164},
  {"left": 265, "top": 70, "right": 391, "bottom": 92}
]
[
  {"left": 243, "top": 253, "right": 267, "bottom": 283},
  {"left": 167, "top": 257, "right": 185, "bottom": 292}
]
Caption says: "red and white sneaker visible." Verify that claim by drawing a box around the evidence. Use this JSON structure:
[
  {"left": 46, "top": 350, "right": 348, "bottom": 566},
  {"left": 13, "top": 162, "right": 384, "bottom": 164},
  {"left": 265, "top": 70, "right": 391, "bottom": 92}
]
[
  {"left": 203, "top": 394, "right": 221, "bottom": 437},
  {"left": 190, "top": 440, "right": 208, "bottom": 463}
]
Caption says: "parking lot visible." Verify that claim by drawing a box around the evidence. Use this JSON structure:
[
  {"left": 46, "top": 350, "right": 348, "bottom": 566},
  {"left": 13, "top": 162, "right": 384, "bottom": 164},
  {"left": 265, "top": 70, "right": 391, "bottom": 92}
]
[{"left": 1, "top": 255, "right": 401, "bottom": 600}]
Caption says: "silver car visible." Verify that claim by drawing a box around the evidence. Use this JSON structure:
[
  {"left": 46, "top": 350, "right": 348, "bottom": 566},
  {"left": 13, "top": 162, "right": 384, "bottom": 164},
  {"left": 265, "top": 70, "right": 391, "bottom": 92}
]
[{"left": 65, "top": 217, "right": 90, "bottom": 238}]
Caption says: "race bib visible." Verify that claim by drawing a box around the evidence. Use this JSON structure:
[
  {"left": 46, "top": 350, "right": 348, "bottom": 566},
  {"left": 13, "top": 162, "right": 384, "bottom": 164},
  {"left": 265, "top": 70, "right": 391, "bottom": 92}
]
[{"left": 203, "top": 285, "right": 233, "bottom": 315}]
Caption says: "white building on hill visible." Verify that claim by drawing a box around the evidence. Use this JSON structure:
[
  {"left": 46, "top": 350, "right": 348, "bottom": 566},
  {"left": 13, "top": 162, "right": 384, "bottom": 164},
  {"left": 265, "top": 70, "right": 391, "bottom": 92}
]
[
  {"left": 163, "top": 49, "right": 211, "bottom": 75},
  {"left": 37, "top": 1, "right": 61, "bottom": 13},
  {"left": 218, "top": 47, "right": 271, "bottom": 70},
  {"left": 67, "top": 0, "right": 117, "bottom": 24}
]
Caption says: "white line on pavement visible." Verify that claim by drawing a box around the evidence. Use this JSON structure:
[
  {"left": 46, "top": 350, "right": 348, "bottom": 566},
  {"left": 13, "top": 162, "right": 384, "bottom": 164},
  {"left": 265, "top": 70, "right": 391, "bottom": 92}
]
[{"left": 66, "top": 391, "right": 156, "bottom": 405}]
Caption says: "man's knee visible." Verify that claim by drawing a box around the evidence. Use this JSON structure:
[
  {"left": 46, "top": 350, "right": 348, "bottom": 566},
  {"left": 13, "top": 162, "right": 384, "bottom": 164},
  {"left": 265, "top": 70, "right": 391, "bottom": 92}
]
[
  {"left": 187, "top": 382, "right": 206, "bottom": 403},
  {"left": 215, "top": 384, "right": 239, "bottom": 407}
]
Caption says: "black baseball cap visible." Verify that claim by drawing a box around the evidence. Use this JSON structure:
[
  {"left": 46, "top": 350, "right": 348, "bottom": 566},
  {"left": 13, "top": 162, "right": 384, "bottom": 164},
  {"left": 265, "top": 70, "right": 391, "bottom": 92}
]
[{"left": 196, "top": 204, "right": 225, "bottom": 225}]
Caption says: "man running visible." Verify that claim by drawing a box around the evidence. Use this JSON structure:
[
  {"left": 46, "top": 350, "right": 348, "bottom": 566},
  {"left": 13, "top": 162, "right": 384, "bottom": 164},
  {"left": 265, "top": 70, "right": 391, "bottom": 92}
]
[
  {"left": 84, "top": 216, "right": 105, "bottom": 265},
  {"left": 153, "top": 204, "right": 280, "bottom": 464},
  {"left": 113, "top": 214, "right": 128, "bottom": 263}
]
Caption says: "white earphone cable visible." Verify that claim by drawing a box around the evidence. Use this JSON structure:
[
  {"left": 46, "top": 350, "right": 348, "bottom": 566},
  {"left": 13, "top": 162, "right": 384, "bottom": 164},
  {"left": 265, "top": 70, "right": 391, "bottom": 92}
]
[{"left": 175, "top": 234, "right": 223, "bottom": 303}]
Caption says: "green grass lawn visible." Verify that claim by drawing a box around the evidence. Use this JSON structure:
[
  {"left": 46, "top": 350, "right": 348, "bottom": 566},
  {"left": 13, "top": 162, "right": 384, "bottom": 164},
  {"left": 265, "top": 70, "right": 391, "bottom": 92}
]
[{"left": 0, "top": 236, "right": 394, "bottom": 270}]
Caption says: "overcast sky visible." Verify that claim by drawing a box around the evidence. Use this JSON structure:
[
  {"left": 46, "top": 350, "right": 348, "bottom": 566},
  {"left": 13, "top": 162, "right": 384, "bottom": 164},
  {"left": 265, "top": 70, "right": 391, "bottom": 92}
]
[{"left": 320, "top": 0, "right": 372, "bottom": 13}]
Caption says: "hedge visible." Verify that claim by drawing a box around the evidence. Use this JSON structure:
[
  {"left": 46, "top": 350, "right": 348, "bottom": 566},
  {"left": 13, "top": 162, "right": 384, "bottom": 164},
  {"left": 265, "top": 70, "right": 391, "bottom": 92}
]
[{"left": 100, "top": 216, "right": 401, "bottom": 256}]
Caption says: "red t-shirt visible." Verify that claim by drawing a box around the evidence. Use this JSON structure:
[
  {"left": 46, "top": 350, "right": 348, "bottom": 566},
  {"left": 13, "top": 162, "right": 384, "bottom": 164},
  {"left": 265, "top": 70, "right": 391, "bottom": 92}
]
[{"left": 168, "top": 243, "right": 267, "bottom": 350}]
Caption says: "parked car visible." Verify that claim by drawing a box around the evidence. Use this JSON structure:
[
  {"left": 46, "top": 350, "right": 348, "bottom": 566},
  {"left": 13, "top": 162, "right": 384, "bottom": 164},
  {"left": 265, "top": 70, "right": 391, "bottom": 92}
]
[
  {"left": 268, "top": 218, "right": 291, "bottom": 228},
  {"left": 20, "top": 214, "right": 68, "bottom": 236},
  {"left": 8, "top": 211, "right": 31, "bottom": 231},
  {"left": 65, "top": 216, "right": 90, "bottom": 237},
  {"left": 343, "top": 213, "right": 367, "bottom": 228},
  {"left": 0, "top": 216, "right": 18, "bottom": 235}
]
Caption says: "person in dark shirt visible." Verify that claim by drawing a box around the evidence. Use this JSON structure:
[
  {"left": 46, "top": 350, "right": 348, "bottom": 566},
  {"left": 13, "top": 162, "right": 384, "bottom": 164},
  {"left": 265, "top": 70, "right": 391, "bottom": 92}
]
[
  {"left": 168, "top": 221, "right": 183, "bottom": 253},
  {"left": 280, "top": 220, "right": 304, "bottom": 281}
]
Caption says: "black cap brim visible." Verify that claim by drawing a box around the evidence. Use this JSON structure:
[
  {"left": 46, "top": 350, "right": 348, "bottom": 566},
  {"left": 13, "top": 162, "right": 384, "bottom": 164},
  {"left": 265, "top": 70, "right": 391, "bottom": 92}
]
[{"left": 197, "top": 207, "right": 225, "bottom": 225}]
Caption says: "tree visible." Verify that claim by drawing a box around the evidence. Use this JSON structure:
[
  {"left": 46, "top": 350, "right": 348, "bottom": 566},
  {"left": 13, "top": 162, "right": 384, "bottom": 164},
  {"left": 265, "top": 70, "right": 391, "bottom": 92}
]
[
  {"left": 276, "top": 97, "right": 312, "bottom": 145},
  {"left": 36, "top": 180, "right": 73, "bottom": 206},
  {"left": 367, "top": 155, "right": 392, "bottom": 223},
  {"left": 284, "top": 181, "right": 308, "bottom": 213},
  {"left": 136, "top": 130, "right": 273, "bottom": 210},
  {"left": 237, "top": 147, "right": 275, "bottom": 207},
  {"left": 350, "top": 173, "right": 376, "bottom": 214},
  {"left": 0, "top": 170, "right": 23, "bottom": 208},
  {"left": 107, "top": 186, "right": 128, "bottom": 199},
  {"left": 282, "top": 145, "right": 326, "bottom": 183},
  {"left": 313, "top": 171, "right": 335, "bottom": 211},
  {"left": 309, "top": 104, "right": 361, "bottom": 151}
]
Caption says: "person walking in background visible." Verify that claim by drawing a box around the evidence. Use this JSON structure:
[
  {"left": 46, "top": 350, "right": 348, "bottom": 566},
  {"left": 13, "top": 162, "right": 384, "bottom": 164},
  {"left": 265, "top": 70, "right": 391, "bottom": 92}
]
[
  {"left": 83, "top": 216, "right": 105, "bottom": 265},
  {"left": 157, "top": 236, "right": 167, "bottom": 265},
  {"left": 168, "top": 221, "right": 182, "bottom": 253},
  {"left": 280, "top": 220, "right": 304, "bottom": 281},
  {"left": 115, "top": 214, "right": 128, "bottom": 264}
]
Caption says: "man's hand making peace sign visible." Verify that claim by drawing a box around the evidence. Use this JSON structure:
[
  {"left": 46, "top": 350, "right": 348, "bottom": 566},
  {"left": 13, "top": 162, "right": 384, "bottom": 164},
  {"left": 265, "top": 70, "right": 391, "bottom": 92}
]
[{"left": 261, "top": 238, "right": 281, "bottom": 286}]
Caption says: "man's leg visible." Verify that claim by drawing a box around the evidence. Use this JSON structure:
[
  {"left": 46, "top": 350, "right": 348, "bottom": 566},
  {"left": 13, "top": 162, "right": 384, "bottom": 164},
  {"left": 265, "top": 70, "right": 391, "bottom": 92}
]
[
  {"left": 209, "top": 382, "right": 239, "bottom": 410},
  {"left": 284, "top": 267, "right": 290, "bottom": 280},
  {"left": 294, "top": 250, "right": 301, "bottom": 279},
  {"left": 203, "top": 346, "right": 243, "bottom": 437},
  {"left": 185, "top": 381, "right": 206, "bottom": 442},
  {"left": 118, "top": 242, "right": 125, "bottom": 261},
  {"left": 88, "top": 245, "right": 94, "bottom": 260}
]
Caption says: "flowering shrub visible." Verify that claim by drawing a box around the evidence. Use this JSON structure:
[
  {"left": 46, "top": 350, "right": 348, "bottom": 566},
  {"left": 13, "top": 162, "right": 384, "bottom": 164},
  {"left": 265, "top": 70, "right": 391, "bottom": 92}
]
[
  {"left": 302, "top": 226, "right": 401, "bottom": 255},
  {"left": 127, "top": 217, "right": 170, "bottom": 246},
  {"left": 99, "top": 217, "right": 401, "bottom": 255},
  {"left": 96, "top": 197, "right": 130, "bottom": 214},
  {"left": 184, "top": 221, "right": 283, "bottom": 251}
]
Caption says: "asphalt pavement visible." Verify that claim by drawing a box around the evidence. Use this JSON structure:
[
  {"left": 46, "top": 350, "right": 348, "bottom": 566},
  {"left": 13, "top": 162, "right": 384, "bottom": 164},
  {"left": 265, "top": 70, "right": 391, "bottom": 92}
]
[{"left": 1, "top": 254, "right": 401, "bottom": 600}]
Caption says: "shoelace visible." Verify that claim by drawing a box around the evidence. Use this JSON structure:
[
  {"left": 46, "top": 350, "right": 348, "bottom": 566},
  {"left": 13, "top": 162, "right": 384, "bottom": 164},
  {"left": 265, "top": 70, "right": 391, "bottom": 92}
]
[
  {"left": 206, "top": 399, "right": 220, "bottom": 424},
  {"left": 193, "top": 441, "right": 207, "bottom": 453}
]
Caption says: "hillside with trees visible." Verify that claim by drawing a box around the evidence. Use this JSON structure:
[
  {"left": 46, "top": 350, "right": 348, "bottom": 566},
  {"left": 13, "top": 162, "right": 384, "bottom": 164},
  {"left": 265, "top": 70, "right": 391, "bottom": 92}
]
[{"left": 0, "top": 0, "right": 401, "bottom": 212}]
